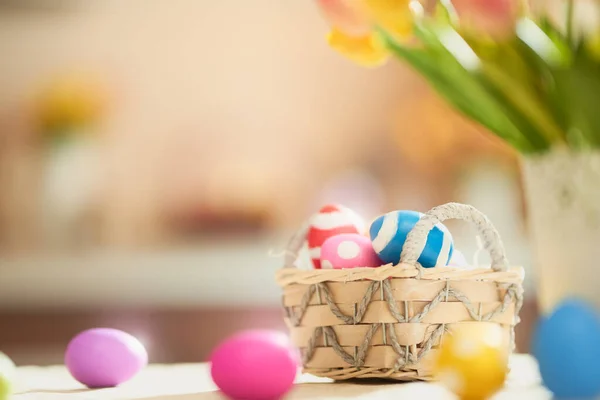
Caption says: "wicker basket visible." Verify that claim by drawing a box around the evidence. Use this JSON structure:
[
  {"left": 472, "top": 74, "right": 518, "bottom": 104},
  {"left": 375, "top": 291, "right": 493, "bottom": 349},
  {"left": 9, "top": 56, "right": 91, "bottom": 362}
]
[{"left": 275, "top": 202, "right": 524, "bottom": 381}]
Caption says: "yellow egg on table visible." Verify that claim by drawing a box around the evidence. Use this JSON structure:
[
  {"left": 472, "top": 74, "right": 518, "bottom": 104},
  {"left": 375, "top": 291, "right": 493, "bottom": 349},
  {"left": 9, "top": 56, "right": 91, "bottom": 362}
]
[
  {"left": 0, "top": 352, "right": 16, "bottom": 400},
  {"left": 433, "top": 324, "right": 509, "bottom": 400}
]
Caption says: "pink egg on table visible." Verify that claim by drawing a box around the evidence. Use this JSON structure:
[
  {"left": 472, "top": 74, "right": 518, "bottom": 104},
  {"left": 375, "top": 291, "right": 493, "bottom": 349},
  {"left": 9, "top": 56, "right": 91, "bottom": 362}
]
[
  {"left": 65, "top": 328, "right": 148, "bottom": 388},
  {"left": 210, "top": 330, "right": 298, "bottom": 400},
  {"left": 320, "top": 233, "right": 382, "bottom": 269}
]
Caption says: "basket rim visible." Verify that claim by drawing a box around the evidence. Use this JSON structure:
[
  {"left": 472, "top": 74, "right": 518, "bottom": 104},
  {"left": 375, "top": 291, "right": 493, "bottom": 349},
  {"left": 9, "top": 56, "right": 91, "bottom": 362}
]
[{"left": 275, "top": 263, "right": 524, "bottom": 287}]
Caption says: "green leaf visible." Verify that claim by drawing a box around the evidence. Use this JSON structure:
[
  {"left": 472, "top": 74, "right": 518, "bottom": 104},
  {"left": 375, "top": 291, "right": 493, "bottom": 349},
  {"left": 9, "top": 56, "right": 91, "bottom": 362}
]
[
  {"left": 441, "top": 28, "right": 565, "bottom": 146},
  {"left": 516, "top": 18, "right": 570, "bottom": 67},
  {"left": 479, "top": 61, "right": 565, "bottom": 145},
  {"left": 552, "top": 51, "right": 600, "bottom": 147},
  {"left": 434, "top": 0, "right": 458, "bottom": 26},
  {"left": 383, "top": 25, "right": 551, "bottom": 152}
]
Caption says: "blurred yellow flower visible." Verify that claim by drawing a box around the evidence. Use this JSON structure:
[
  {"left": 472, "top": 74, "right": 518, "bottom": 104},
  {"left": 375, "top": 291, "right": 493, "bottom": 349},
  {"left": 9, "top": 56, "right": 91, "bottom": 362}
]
[
  {"left": 327, "top": 29, "right": 389, "bottom": 66},
  {"left": 364, "top": 0, "right": 413, "bottom": 40},
  {"left": 316, "top": 0, "right": 414, "bottom": 67},
  {"left": 35, "top": 74, "right": 108, "bottom": 139}
]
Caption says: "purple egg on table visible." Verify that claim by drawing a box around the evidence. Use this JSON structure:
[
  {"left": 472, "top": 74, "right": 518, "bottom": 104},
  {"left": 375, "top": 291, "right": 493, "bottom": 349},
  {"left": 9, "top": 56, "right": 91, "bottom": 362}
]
[{"left": 65, "top": 328, "right": 148, "bottom": 388}]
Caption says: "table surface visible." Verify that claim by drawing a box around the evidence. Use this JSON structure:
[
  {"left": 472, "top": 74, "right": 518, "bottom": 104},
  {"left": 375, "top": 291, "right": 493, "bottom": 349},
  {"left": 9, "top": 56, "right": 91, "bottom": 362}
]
[{"left": 12, "top": 354, "right": 549, "bottom": 400}]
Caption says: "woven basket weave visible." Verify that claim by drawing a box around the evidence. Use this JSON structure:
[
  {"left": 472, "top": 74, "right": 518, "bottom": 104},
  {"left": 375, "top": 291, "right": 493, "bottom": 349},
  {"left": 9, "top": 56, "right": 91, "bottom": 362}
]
[{"left": 275, "top": 202, "right": 524, "bottom": 381}]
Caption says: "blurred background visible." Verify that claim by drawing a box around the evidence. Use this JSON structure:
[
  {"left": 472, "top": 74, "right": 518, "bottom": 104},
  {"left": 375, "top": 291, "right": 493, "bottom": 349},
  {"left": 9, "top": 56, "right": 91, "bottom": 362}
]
[{"left": 0, "top": 0, "right": 539, "bottom": 365}]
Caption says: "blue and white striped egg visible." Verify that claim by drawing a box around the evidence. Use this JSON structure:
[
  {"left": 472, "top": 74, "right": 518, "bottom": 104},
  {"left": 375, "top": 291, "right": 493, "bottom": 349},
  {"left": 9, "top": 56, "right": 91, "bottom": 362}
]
[{"left": 369, "top": 210, "right": 454, "bottom": 268}]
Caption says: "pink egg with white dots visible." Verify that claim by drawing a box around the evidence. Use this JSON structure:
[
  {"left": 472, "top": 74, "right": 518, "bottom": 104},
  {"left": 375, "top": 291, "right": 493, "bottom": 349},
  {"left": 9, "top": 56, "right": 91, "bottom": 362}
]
[{"left": 320, "top": 233, "right": 382, "bottom": 269}]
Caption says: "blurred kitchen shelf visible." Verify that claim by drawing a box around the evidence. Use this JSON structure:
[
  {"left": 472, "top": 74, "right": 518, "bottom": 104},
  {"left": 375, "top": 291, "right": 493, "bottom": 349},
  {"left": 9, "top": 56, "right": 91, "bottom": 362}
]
[
  {"left": 0, "top": 235, "right": 534, "bottom": 311},
  {"left": 0, "top": 238, "right": 289, "bottom": 310}
]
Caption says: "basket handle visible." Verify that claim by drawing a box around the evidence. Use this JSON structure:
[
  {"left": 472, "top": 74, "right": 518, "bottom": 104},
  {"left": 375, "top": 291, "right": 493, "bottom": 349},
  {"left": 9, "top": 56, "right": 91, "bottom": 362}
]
[
  {"left": 283, "top": 221, "right": 310, "bottom": 268},
  {"left": 399, "top": 202, "right": 509, "bottom": 272}
]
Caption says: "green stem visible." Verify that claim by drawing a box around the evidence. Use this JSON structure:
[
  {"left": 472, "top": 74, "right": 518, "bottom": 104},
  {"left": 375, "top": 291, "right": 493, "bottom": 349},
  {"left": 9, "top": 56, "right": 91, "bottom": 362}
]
[
  {"left": 436, "top": 0, "right": 458, "bottom": 25},
  {"left": 566, "top": 0, "right": 574, "bottom": 44}
]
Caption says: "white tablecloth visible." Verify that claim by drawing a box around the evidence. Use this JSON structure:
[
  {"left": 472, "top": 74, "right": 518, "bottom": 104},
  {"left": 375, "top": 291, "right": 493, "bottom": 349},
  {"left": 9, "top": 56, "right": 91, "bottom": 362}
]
[{"left": 13, "top": 354, "right": 550, "bottom": 399}]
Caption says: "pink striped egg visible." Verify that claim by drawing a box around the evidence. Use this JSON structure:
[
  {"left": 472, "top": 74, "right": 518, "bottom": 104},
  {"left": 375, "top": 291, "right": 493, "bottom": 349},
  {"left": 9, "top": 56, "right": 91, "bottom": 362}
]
[
  {"left": 307, "top": 204, "right": 364, "bottom": 269},
  {"left": 321, "top": 234, "right": 382, "bottom": 269}
]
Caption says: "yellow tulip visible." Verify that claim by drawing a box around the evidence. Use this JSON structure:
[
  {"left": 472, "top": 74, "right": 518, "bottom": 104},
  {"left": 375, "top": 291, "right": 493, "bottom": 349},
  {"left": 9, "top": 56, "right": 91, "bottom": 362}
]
[
  {"left": 327, "top": 29, "right": 389, "bottom": 66},
  {"left": 364, "top": 0, "right": 413, "bottom": 41},
  {"left": 316, "top": 0, "right": 415, "bottom": 66}
]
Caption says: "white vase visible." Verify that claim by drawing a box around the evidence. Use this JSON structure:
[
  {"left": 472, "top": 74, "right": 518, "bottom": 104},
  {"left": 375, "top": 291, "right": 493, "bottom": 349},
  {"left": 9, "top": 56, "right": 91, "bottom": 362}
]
[
  {"left": 41, "top": 137, "right": 104, "bottom": 250},
  {"left": 522, "top": 147, "right": 600, "bottom": 312}
]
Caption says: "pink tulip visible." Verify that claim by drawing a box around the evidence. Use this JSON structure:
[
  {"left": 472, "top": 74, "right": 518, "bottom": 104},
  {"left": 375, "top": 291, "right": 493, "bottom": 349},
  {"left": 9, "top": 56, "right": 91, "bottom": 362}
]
[
  {"left": 315, "top": 0, "right": 372, "bottom": 37},
  {"left": 451, "top": 0, "right": 518, "bottom": 38}
]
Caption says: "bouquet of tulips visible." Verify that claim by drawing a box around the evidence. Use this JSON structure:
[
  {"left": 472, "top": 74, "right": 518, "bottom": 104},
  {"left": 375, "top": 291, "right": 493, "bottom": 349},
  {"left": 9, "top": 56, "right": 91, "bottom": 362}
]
[{"left": 314, "top": 0, "right": 600, "bottom": 154}]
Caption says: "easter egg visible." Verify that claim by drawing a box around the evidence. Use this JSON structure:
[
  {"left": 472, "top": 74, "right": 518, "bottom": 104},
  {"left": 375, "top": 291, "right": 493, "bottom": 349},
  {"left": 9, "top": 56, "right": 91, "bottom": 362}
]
[
  {"left": 307, "top": 204, "right": 364, "bottom": 269},
  {"left": 369, "top": 210, "right": 453, "bottom": 268},
  {"left": 532, "top": 298, "right": 600, "bottom": 398},
  {"left": 0, "top": 352, "right": 16, "bottom": 400},
  {"left": 320, "top": 233, "right": 382, "bottom": 269},
  {"left": 65, "top": 328, "right": 148, "bottom": 388},
  {"left": 210, "top": 330, "right": 298, "bottom": 400},
  {"left": 434, "top": 324, "right": 508, "bottom": 399}
]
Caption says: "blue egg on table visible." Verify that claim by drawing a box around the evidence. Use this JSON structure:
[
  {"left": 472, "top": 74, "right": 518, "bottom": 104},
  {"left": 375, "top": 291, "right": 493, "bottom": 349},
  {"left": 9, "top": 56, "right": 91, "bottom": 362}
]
[
  {"left": 532, "top": 298, "right": 600, "bottom": 399},
  {"left": 369, "top": 210, "right": 453, "bottom": 268}
]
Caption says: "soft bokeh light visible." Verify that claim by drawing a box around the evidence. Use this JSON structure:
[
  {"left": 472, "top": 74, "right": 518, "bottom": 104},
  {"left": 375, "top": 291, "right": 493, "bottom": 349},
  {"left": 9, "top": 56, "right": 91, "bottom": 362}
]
[{"left": 0, "top": 0, "right": 544, "bottom": 366}]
